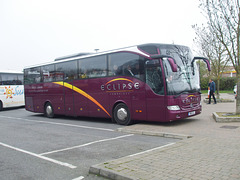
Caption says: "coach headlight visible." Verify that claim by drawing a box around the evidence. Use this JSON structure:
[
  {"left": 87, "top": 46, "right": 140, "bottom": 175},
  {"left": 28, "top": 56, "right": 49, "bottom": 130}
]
[{"left": 167, "top": 105, "right": 180, "bottom": 111}]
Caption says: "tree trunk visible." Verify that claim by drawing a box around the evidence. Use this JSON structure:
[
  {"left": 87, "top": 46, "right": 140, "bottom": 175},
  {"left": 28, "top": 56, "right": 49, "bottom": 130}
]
[
  {"left": 236, "top": 73, "right": 240, "bottom": 114},
  {"left": 216, "top": 78, "right": 220, "bottom": 99}
]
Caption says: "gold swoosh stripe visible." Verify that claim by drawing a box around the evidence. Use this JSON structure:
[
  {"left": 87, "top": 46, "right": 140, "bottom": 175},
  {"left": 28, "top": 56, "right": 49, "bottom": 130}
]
[
  {"left": 53, "top": 82, "right": 111, "bottom": 117},
  {"left": 105, "top": 78, "right": 133, "bottom": 85},
  {"left": 185, "top": 95, "right": 197, "bottom": 99}
]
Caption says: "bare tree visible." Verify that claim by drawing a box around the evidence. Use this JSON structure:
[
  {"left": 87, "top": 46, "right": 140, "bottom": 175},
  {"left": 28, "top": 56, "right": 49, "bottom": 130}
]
[
  {"left": 199, "top": 0, "right": 240, "bottom": 113},
  {"left": 193, "top": 24, "right": 229, "bottom": 99}
]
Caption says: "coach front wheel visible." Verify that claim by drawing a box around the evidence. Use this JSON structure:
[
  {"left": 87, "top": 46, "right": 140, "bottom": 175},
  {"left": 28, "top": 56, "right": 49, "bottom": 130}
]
[
  {"left": 45, "top": 102, "right": 54, "bottom": 118},
  {"left": 113, "top": 103, "right": 132, "bottom": 125}
]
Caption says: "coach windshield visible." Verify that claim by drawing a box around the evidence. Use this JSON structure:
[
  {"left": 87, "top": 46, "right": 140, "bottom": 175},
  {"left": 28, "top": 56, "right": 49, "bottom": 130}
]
[{"left": 161, "top": 45, "right": 200, "bottom": 96}]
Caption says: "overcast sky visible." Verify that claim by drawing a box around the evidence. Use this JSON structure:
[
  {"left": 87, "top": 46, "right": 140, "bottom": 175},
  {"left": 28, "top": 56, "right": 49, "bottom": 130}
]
[{"left": 0, "top": 0, "right": 206, "bottom": 71}]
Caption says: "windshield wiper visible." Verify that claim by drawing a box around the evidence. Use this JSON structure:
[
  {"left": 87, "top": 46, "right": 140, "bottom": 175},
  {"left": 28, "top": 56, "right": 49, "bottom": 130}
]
[
  {"left": 174, "top": 89, "right": 200, "bottom": 98},
  {"left": 174, "top": 91, "right": 189, "bottom": 98}
]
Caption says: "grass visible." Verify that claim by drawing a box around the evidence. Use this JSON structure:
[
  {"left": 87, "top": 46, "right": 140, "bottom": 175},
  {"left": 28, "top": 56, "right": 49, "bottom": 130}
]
[
  {"left": 216, "top": 112, "right": 240, "bottom": 117},
  {"left": 201, "top": 90, "right": 233, "bottom": 94}
]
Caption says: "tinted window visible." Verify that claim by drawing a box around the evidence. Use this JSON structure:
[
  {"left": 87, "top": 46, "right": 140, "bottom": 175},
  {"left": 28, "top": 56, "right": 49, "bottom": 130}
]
[
  {"left": 0, "top": 73, "right": 23, "bottom": 85},
  {"left": 42, "top": 65, "right": 55, "bottom": 82},
  {"left": 79, "top": 55, "right": 107, "bottom": 78},
  {"left": 24, "top": 67, "right": 41, "bottom": 84},
  {"left": 17, "top": 74, "right": 23, "bottom": 85},
  {"left": 146, "top": 66, "right": 164, "bottom": 95},
  {"left": 55, "top": 60, "right": 78, "bottom": 81},
  {"left": 109, "top": 53, "right": 145, "bottom": 81},
  {"left": 138, "top": 45, "right": 158, "bottom": 55}
]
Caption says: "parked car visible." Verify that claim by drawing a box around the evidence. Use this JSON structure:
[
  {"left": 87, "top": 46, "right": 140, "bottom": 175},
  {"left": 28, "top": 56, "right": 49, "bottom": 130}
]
[
  {"left": 234, "top": 85, "right": 237, "bottom": 99},
  {"left": 234, "top": 85, "right": 237, "bottom": 94}
]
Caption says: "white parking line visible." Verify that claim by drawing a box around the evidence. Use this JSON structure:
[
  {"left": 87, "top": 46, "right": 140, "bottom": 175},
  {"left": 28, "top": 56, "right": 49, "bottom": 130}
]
[
  {"left": 40, "top": 134, "right": 134, "bottom": 155},
  {"left": 72, "top": 176, "right": 84, "bottom": 180},
  {"left": 127, "top": 142, "right": 176, "bottom": 157},
  {"left": 0, "top": 115, "right": 114, "bottom": 132},
  {"left": 0, "top": 142, "right": 77, "bottom": 169}
]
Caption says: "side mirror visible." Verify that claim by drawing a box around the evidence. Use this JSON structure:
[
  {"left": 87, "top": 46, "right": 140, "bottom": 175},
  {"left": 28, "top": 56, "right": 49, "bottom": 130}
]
[
  {"left": 150, "top": 55, "right": 178, "bottom": 72},
  {"left": 192, "top": 57, "right": 211, "bottom": 71},
  {"left": 167, "top": 57, "right": 178, "bottom": 72}
]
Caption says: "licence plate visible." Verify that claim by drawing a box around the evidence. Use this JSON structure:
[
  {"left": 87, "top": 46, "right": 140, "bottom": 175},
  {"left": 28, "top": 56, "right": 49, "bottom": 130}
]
[{"left": 188, "top": 111, "right": 195, "bottom": 116}]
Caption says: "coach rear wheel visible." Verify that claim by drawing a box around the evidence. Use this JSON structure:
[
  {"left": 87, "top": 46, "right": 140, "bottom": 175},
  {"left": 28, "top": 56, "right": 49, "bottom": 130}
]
[
  {"left": 113, "top": 103, "right": 132, "bottom": 125},
  {"left": 45, "top": 102, "right": 54, "bottom": 118}
]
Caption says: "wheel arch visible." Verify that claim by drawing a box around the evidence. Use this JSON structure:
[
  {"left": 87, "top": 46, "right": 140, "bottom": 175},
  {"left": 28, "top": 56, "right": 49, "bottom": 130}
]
[
  {"left": 44, "top": 100, "right": 53, "bottom": 109},
  {"left": 112, "top": 101, "right": 132, "bottom": 125},
  {"left": 44, "top": 101, "right": 55, "bottom": 118},
  {"left": 112, "top": 100, "right": 129, "bottom": 116}
]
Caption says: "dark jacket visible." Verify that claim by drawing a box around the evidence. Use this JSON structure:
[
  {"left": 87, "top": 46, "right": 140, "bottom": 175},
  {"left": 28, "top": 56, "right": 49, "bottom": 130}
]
[{"left": 209, "top": 81, "right": 216, "bottom": 92}]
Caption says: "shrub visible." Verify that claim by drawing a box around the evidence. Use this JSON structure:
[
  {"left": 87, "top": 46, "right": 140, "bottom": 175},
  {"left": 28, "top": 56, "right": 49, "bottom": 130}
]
[{"left": 200, "top": 77, "right": 237, "bottom": 91}]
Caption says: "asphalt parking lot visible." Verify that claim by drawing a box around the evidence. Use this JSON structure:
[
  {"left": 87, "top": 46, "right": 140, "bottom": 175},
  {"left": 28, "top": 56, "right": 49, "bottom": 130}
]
[{"left": 0, "top": 108, "right": 178, "bottom": 180}]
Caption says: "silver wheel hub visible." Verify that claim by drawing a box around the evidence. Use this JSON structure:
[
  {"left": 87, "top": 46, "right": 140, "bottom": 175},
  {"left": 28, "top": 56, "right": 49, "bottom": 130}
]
[
  {"left": 46, "top": 105, "right": 52, "bottom": 115},
  {"left": 117, "top": 108, "right": 127, "bottom": 121}
]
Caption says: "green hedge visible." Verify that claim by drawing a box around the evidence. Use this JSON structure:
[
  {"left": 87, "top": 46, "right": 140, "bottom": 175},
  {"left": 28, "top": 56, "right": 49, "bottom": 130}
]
[{"left": 200, "top": 77, "right": 237, "bottom": 90}]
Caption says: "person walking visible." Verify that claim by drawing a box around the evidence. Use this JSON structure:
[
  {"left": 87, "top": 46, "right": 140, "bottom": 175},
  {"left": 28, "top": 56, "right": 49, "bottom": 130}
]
[{"left": 208, "top": 79, "right": 217, "bottom": 104}]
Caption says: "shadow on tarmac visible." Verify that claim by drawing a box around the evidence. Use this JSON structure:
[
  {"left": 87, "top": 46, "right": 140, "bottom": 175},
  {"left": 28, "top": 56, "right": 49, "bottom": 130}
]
[{"left": 135, "top": 117, "right": 200, "bottom": 127}]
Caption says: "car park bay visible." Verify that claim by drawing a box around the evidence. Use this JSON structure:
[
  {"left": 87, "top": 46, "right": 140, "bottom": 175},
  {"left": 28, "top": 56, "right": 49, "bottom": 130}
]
[{"left": 0, "top": 107, "right": 178, "bottom": 180}]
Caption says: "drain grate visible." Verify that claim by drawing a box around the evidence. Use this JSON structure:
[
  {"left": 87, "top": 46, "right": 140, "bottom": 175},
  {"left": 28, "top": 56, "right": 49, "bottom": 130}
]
[{"left": 220, "top": 125, "right": 239, "bottom": 129}]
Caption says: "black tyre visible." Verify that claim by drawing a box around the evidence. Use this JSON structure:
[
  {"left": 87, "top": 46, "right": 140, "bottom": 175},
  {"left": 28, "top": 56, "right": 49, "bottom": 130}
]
[
  {"left": 44, "top": 102, "right": 54, "bottom": 118},
  {"left": 113, "top": 103, "right": 132, "bottom": 125},
  {"left": 0, "top": 101, "right": 3, "bottom": 111}
]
